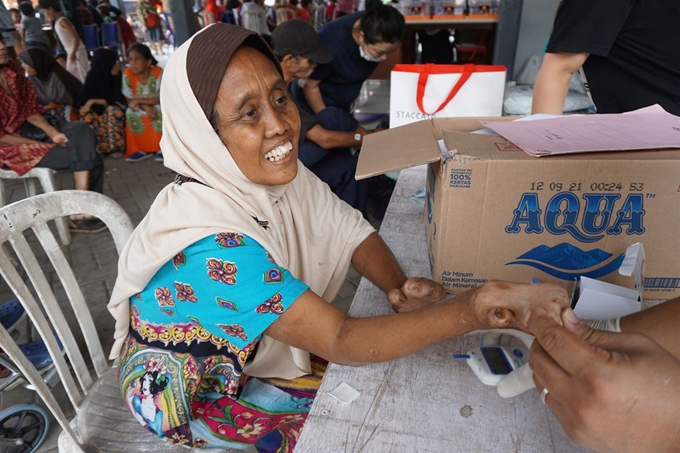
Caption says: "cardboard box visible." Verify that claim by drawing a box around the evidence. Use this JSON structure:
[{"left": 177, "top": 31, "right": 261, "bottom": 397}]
[{"left": 357, "top": 117, "right": 680, "bottom": 299}]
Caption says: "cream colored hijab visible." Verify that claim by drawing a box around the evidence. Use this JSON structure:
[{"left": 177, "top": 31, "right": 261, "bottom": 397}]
[{"left": 107, "top": 24, "right": 374, "bottom": 379}]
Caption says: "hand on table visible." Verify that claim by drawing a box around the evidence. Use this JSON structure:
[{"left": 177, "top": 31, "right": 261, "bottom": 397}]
[
  {"left": 528, "top": 307, "right": 680, "bottom": 453},
  {"left": 387, "top": 277, "right": 447, "bottom": 313}
]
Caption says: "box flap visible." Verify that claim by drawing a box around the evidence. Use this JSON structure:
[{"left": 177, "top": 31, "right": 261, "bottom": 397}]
[{"left": 356, "top": 120, "right": 440, "bottom": 180}]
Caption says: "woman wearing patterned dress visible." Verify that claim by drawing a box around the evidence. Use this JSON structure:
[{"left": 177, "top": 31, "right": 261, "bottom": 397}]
[
  {"left": 122, "top": 43, "right": 163, "bottom": 161},
  {"left": 78, "top": 48, "right": 126, "bottom": 157},
  {"left": 107, "top": 24, "right": 569, "bottom": 452}
]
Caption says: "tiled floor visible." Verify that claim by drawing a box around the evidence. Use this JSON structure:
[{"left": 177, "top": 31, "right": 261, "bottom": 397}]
[{"left": 0, "top": 79, "right": 390, "bottom": 451}]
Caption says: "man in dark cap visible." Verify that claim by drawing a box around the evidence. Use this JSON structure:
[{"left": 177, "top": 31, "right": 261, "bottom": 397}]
[{"left": 272, "top": 19, "right": 370, "bottom": 214}]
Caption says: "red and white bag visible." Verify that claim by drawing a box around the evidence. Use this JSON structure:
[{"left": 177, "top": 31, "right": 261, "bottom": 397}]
[{"left": 389, "top": 64, "right": 507, "bottom": 128}]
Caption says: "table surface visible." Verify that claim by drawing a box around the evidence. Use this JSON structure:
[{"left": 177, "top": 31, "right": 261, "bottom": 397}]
[{"left": 295, "top": 165, "right": 588, "bottom": 453}]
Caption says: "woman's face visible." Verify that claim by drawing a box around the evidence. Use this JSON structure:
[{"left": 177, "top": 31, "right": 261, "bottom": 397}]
[
  {"left": 360, "top": 32, "right": 399, "bottom": 62},
  {"left": 128, "top": 50, "right": 151, "bottom": 75},
  {"left": 214, "top": 47, "right": 301, "bottom": 186},
  {"left": 43, "top": 7, "right": 58, "bottom": 21}
]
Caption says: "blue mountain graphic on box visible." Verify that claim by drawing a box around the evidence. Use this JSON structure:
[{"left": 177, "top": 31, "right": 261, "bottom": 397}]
[{"left": 506, "top": 243, "right": 625, "bottom": 280}]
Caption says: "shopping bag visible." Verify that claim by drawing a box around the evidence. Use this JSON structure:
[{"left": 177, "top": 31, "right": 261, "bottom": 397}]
[{"left": 390, "top": 64, "right": 507, "bottom": 128}]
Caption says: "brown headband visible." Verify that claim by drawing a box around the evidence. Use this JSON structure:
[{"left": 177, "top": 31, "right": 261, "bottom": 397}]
[{"left": 186, "top": 24, "right": 284, "bottom": 121}]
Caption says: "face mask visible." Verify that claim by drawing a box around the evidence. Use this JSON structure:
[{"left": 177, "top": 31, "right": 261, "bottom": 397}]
[{"left": 359, "top": 42, "right": 382, "bottom": 62}]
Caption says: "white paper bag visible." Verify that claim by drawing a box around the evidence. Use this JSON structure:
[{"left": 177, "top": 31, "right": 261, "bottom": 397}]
[{"left": 390, "top": 64, "right": 507, "bottom": 128}]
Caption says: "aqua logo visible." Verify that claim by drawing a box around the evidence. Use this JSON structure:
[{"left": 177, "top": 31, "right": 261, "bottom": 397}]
[
  {"left": 505, "top": 192, "right": 645, "bottom": 243},
  {"left": 506, "top": 243, "right": 624, "bottom": 280}
]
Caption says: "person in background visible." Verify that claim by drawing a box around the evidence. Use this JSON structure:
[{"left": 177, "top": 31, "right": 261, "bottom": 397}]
[
  {"left": 99, "top": 0, "right": 123, "bottom": 18},
  {"left": 98, "top": 2, "right": 137, "bottom": 55},
  {"left": 97, "top": 4, "right": 114, "bottom": 22},
  {"left": 39, "top": 0, "right": 90, "bottom": 81},
  {"left": 137, "top": 0, "right": 164, "bottom": 54},
  {"left": 0, "top": 37, "right": 106, "bottom": 233},
  {"left": 532, "top": 0, "right": 680, "bottom": 115},
  {"left": 296, "top": 0, "right": 311, "bottom": 22},
  {"left": 204, "top": 0, "right": 225, "bottom": 23},
  {"left": 123, "top": 43, "right": 162, "bottom": 162},
  {"left": 76, "top": 0, "right": 95, "bottom": 26},
  {"left": 18, "top": 2, "right": 50, "bottom": 51},
  {"left": 18, "top": 47, "right": 82, "bottom": 124},
  {"left": 325, "top": 0, "right": 336, "bottom": 21},
  {"left": 528, "top": 296, "right": 680, "bottom": 453},
  {"left": 8, "top": 8, "right": 20, "bottom": 26},
  {"left": 78, "top": 48, "right": 126, "bottom": 157},
  {"left": 295, "top": 5, "right": 404, "bottom": 119},
  {"left": 86, "top": 0, "right": 105, "bottom": 27},
  {"left": 272, "top": 19, "right": 370, "bottom": 212}
]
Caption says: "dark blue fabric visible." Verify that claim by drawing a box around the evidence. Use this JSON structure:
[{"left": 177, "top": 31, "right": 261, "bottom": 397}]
[
  {"left": 292, "top": 11, "right": 378, "bottom": 113},
  {"left": 298, "top": 106, "right": 366, "bottom": 213}
]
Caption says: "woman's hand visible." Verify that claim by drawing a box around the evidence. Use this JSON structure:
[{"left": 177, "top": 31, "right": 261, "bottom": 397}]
[
  {"left": 79, "top": 100, "right": 93, "bottom": 115},
  {"left": 128, "top": 99, "right": 140, "bottom": 111},
  {"left": 387, "top": 277, "right": 447, "bottom": 313},
  {"left": 142, "top": 105, "right": 158, "bottom": 120},
  {"left": 49, "top": 132, "right": 69, "bottom": 146},
  {"left": 69, "top": 53, "right": 77, "bottom": 63},
  {"left": 470, "top": 281, "right": 569, "bottom": 331}
]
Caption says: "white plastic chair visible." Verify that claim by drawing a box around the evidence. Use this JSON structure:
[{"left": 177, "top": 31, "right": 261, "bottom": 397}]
[
  {"left": 0, "top": 168, "right": 71, "bottom": 245},
  {"left": 0, "top": 191, "right": 179, "bottom": 452},
  {"left": 241, "top": 9, "right": 269, "bottom": 35},
  {"left": 275, "top": 6, "right": 296, "bottom": 23}
]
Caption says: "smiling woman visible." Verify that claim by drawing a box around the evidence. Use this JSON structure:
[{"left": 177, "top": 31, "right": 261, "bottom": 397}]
[{"left": 107, "top": 24, "right": 570, "bottom": 452}]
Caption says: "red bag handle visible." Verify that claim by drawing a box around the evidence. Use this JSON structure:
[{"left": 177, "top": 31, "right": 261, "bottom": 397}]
[{"left": 416, "top": 64, "right": 475, "bottom": 115}]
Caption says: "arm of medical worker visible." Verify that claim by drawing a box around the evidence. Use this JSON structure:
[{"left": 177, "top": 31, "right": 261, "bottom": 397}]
[
  {"left": 302, "top": 78, "right": 327, "bottom": 113},
  {"left": 528, "top": 307, "right": 680, "bottom": 453},
  {"left": 531, "top": 52, "right": 589, "bottom": 114}
]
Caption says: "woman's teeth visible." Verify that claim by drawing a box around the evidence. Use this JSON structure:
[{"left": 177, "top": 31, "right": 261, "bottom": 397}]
[{"left": 264, "top": 142, "right": 293, "bottom": 162}]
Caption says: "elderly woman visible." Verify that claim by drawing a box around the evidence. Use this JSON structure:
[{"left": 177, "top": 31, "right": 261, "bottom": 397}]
[{"left": 108, "top": 24, "right": 568, "bottom": 451}]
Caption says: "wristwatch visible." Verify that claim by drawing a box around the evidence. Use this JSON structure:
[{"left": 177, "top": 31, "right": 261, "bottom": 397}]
[{"left": 354, "top": 133, "right": 362, "bottom": 142}]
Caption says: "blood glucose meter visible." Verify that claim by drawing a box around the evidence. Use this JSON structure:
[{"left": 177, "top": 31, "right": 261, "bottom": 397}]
[{"left": 461, "top": 329, "right": 533, "bottom": 386}]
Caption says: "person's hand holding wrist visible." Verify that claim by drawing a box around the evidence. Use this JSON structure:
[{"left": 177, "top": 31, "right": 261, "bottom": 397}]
[
  {"left": 528, "top": 307, "right": 680, "bottom": 453},
  {"left": 387, "top": 277, "right": 447, "bottom": 313}
]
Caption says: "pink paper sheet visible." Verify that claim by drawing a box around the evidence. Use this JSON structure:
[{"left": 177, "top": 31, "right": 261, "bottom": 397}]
[{"left": 482, "top": 105, "right": 680, "bottom": 157}]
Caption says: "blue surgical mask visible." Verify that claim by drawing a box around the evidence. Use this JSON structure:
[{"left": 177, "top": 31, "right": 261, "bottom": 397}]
[{"left": 359, "top": 42, "right": 382, "bottom": 62}]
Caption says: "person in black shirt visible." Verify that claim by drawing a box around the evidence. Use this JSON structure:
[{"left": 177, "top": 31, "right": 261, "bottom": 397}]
[
  {"left": 532, "top": 0, "right": 680, "bottom": 116},
  {"left": 272, "top": 20, "right": 371, "bottom": 213}
]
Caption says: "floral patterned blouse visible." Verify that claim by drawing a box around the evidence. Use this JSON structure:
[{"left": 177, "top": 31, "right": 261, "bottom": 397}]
[{"left": 118, "top": 232, "right": 309, "bottom": 448}]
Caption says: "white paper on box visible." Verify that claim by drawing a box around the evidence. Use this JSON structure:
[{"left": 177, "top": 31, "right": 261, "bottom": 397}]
[{"left": 573, "top": 243, "right": 644, "bottom": 320}]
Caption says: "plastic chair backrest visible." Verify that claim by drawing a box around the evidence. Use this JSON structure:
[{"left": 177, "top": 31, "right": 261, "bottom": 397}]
[
  {"left": 276, "top": 6, "right": 296, "bottom": 23},
  {"left": 82, "top": 24, "right": 99, "bottom": 50},
  {"left": 0, "top": 190, "right": 133, "bottom": 449},
  {"left": 241, "top": 9, "right": 267, "bottom": 34},
  {"left": 101, "top": 22, "right": 120, "bottom": 48}
]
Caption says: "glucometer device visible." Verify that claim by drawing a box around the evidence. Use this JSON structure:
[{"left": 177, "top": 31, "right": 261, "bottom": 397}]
[
  {"left": 465, "top": 343, "right": 529, "bottom": 386},
  {"left": 457, "top": 329, "right": 534, "bottom": 387}
]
